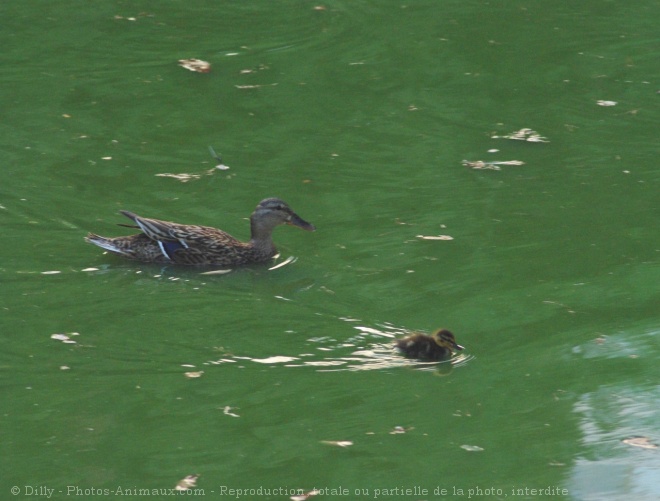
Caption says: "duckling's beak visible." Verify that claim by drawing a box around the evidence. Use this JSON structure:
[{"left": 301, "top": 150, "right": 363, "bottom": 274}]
[
  {"left": 288, "top": 213, "right": 316, "bottom": 232},
  {"left": 453, "top": 342, "right": 465, "bottom": 351}
]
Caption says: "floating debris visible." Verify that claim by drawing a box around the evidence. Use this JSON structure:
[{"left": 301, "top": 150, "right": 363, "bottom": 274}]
[
  {"left": 51, "top": 333, "right": 79, "bottom": 344},
  {"left": 155, "top": 172, "right": 203, "bottom": 182},
  {"left": 178, "top": 59, "right": 211, "bottom": 73},
  {"left": 223, "top": 406, "right": 240, "bottom": 418},
  {"left": 491, "top": 128, "right": 549, "bottom": 143},
  {"left": 235, "top": 83, "right": 278, "bottom": 89},
  {"left": 155, "top": 147, "right": 229, "bottom": 181},
  {"left": 175, "top": 474, "right": 200, "bottom": 491},
  {"left": 461, "top": 444, "right": 484, "bottom": 452},
  {"left": 155, "top": 169, "right": 229, "bottom": 183},
  {"left": 321, "top": 440, "right": 353, "bottom": 448},
  {"left": 184, "top": 371, "right": 204, "bottom": 379},
  {"left": 597, "top": 100, "right": 617, "bottom": 107},
  {"left": 208, "top": 146, "right": 230, "bottom": 170},
  {"left": 416, "top": 234, "right": 454, "bottom": 241},
  {"left": 291, "top": 490, "right": 320, "bottom": 501},
  {"left": 463, "top": 159, "right": 525, "bottom": 171},
  {"left": 389, "top": 425, "right": 414, "bottom": 434},
  {"left": 622, "top": 436, "right": 658, "bottom": 449}
]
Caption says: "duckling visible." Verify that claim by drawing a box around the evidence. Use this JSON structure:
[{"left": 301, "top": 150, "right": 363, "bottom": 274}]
[{"left": 395, "top": 329, "right": 464, "bottom": 361}]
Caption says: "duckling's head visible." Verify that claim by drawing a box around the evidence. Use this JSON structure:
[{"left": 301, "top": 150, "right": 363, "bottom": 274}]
[
  {"left": 252, "top": 198, "right": 315, "bottom": 232},
  {"left": 432, "top": 329, "right": 464, "bottom": 352}
]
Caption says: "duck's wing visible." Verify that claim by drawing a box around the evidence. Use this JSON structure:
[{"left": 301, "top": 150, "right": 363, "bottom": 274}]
[{"left": 119, "top": 211, "right": 242, "bottom": 248}]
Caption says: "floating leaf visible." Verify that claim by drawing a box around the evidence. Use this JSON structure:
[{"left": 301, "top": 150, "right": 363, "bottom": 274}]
[
  {"left": 416, "top": 235, "right": 454, "bottom": 241},
  {"left": 491, "top": 128, "right": 549, "bottom": 143},
  {"left": 208, "top": 146, "right": 230, "bottom": 170},
  {"left": 291, "top": 489, "right": 320, "bottom": 501},
  {"left": 155, "top": 172, "right": 202, "bottom": 182},
  {"left": 175, "top": 474, "right": 200, "bottom": 491},
  {"left": 178, "top": 59, "right": 211, "bottom": 73},
  {"left": 462, "top": 160, "right": 500, "bottom": 170},
  {"left": 622, "top": 436, "right": 658, "bottom": 449},
  {"left": 321, "top": 440, "right": 353, "bottom": 448},
  {"left": 463, "top": 159, "right": 525, "bottom": 170},
  {"left": 389, "top": 425, "right": 414, "bottom": 434},
  {"left": 51, "top": 333, "right": 79, "bottom": 344},
  {"left": 223, "top": 406, "right": 240, "bottom": 418},
  {"left": 495, "top": 160, "right": 525, "bottom": 165},
  {"left": 235, "top": 83, "right": 278, "bottom": 89}
]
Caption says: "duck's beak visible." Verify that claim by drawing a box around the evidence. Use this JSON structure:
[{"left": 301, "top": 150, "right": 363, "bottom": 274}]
[
  {"left": 288, "top": 213, "right": 316, "bottom": 232},
  {"left": 453, "top": 342, "right": 465, "bottom": 351}
]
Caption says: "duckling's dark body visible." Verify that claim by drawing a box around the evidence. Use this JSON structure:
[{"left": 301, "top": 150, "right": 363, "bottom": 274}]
[{"left": 395, "top": 329, "right": 464, "bottom": 361}]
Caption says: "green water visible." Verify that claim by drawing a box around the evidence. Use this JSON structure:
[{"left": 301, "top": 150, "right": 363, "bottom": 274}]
[{"left": 2, "top": 1, "right": 659, "bottom": 500}]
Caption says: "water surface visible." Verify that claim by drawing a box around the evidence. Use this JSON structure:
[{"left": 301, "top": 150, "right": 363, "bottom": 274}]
[{"left": 2, "top": 1, "right": 659, "bottom": 500}]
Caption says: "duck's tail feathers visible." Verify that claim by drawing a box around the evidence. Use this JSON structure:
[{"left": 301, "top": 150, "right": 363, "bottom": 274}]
[{"left": 85, "top": 233, "right": 129, "bottom": 256}]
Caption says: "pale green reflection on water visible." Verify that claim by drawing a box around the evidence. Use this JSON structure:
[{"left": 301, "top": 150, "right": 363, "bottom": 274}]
[{"left": 2, "top": 1, "right": 659, "bottom": 500}]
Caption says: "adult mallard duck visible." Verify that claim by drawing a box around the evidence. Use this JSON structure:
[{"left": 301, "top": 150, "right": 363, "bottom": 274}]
[
  {"left": 395, "top": 329, "right": 464, "bottom": 361},
  {"left": 85, "top": 198, "right": 315, "bottom": 266}
]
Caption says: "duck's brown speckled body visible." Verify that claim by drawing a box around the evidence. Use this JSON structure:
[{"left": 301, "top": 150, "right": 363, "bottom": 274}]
[
  {"left": 395, "top": 329, "right": 464, "bottom": 361},
  {"left": 85, "top": 198, "right": 315, "bottom": 266}
]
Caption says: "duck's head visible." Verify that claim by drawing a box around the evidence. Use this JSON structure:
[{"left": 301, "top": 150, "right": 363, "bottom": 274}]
[
  {"left": 252, "top": 198, "right": 316, "bottom": 232},
  {"left": 433, "top": 329, "right": 464, "bottom": 352}
]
